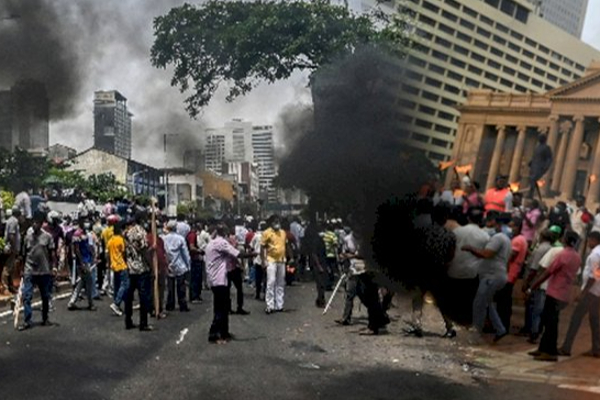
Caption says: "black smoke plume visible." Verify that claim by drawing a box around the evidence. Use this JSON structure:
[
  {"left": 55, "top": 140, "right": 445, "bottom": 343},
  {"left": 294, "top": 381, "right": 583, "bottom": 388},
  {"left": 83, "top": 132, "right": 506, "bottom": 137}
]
[
  {"left": 277, "top": 46, "right": 470, "bottom": 325},
  {"left": 0, "top": 0, "right": 81, "bottom": 119}
]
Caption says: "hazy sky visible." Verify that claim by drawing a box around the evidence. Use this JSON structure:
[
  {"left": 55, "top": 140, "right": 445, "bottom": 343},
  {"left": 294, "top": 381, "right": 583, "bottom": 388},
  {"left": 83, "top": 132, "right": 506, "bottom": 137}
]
[{"left": 582, "top": 1, "right": 600, "bottom": 52}]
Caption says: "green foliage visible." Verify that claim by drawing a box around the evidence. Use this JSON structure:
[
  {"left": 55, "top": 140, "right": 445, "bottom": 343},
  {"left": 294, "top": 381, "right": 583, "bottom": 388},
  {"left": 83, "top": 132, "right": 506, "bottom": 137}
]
[
  {"left": 85, "top": 173, "right": 129, "bottom": 203},
  {"left": 0, "top": 147, "right": 52, "bottom": 192},
  {"left": 151, "top": 0, "right": 411, "bottom": 117},
  {"left": 0, "top": 190, "right": 14, "bottom": 210}
]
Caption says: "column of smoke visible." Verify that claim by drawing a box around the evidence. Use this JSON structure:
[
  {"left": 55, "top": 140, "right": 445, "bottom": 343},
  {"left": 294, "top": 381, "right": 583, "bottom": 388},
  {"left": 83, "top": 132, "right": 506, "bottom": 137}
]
[
  {"left": 0, "top": 0, "right": 204, "bottom": 163},
  {"left": 278, "top": 46, "right": 469, "bottom": 325}
]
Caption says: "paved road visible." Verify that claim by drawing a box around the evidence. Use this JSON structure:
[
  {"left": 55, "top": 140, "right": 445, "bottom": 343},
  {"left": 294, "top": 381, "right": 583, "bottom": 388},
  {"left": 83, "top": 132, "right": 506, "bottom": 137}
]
[{"left": 1, "top": 282, "right": 598, "bottom": 400}]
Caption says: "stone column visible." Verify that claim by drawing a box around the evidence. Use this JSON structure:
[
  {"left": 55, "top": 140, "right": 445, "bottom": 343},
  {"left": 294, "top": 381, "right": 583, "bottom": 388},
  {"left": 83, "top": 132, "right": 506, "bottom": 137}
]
[
  {"left": 560, "top": 115, "right": 585, "bottom": 199},
  {"left": 509, "top": 125, "right": 527, "bottom": 183},
  {"left": 551, "top": 121, "right": 572, "bottom": 192},
  {"left": 587, "top": 118, "right": 600, "bottom": 203},
  {"left": 543, "top": 115, "right": 559, "bottom": 196},
  {"left": 486, "top": 125, "right": 506, "bottom": 190}
]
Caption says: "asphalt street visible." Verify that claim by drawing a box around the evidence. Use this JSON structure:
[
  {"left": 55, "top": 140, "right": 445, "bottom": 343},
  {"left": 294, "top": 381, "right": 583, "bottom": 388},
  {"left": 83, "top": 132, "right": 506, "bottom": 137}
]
[{"left": 1, "top": 281, "right": 598, "bottom": 400}]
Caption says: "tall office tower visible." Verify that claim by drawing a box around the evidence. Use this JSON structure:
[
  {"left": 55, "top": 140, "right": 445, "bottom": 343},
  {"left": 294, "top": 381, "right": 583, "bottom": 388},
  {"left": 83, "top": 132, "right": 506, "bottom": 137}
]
[
  {"left": 93, "top": 90, "right": 132, "bottom": 159},
  {"left": 350, "top": 0, "right": 600, "bottom": 162},
  {"left": 527, "top": 0, "right": 588, "bottom": 38},
  {"left": 203, "top": 120, "right": 277, "bottom": 201}
]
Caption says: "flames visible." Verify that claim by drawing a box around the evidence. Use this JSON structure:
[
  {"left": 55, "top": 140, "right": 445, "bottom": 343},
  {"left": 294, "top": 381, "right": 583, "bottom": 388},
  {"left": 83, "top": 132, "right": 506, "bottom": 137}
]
[
  {"left": 590, "top": 174, "right": 597, "bottom": 184},
  {"left": 438, "top": 160, "right": 455, "bottom": 171},
  {"left": 455, "top": 164, "right": 473, "bottom": 174},
  {"left": 510, "top": 182, "right": 520, "bottom": 192},
  {"left": 536, "top": 179, "right": 545, "bottom": 188}
]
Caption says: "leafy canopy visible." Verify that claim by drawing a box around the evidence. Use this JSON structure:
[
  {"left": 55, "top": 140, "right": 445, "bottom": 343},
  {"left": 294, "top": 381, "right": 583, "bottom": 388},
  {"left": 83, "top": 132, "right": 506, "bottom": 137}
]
[{"left": 151, "top": 0, "right": 408, "bottom": 117}]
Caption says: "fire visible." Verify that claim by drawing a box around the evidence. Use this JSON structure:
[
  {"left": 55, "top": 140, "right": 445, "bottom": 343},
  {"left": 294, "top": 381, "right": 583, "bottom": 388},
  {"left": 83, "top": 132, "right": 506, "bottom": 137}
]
[
  {"left": 439, "top": 160, "right": 456, "bottom": 171},
  {"left": 455, "top": 164, "right": 473, "bottom": 174},
  {"left": 536, "top": 179, "right": 546, "bottom": 188},
  {"left": 453, "top": 189, "right": 465, "bottom": 197},
  {"left": 510, "top": 182, "right": 520, "bottom": 192},
  {"left": 590, "top": 174, "right": 597, "bottom": 184}
]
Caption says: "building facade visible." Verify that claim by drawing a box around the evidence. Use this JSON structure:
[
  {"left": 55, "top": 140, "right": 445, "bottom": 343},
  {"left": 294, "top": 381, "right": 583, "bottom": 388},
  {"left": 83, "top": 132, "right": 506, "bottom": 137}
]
[
  {"left": 528, "top": 0, "right": 589, "bottom": 38},
  {"left": 0, "top": 80, "right": 49, "bottom": 153},
  {"left": 451, "top": 62, "right": 600, "bottom": 206},
  {"left": 93, "top": 90, "right": 132, "bottom": 159},
  {"left": 351, "top": 0, "right": 600, "bottom": 163},
  {"left": 47, "top": 143, "right": 77, "bottom": 164}
]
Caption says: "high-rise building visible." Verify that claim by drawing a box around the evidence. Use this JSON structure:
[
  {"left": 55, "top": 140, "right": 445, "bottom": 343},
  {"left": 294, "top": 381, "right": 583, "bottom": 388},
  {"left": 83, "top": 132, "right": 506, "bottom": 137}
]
[
  {"left": 93, "top": 90, "right": 132, "bottom": 159},
  {"left": 203, "top": 120, "right": 277, "bottom": 201},
  {"left": 527, "top": 0, "right": 588, "bottom": 38},
  {"left": 0, "top": 80, "right": 49, "bottom": 153},
  {"left": 350, "top": 0, "right": 600, "bottom": 162}
]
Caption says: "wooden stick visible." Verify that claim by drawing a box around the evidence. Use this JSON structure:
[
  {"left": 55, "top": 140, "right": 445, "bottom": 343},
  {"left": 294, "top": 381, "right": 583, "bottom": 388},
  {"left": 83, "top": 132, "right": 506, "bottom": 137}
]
[
  {"left": 13, "top": 277, "right": 23, "bottom": 329},
  {"left": 151, "top": 198, "right": 160, "bottom": 319}
]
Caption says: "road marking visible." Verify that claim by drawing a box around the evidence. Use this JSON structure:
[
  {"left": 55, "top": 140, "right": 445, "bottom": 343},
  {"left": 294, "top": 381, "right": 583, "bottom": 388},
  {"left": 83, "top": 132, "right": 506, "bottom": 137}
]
[
  {"left": 176, "top": 328, "right": 189, "bottom": 344},
  {"left": 0, "top": 292, "right": 72, "bottom": 319},
  {"left": 558, "top": 384, "right": 600, "bottom": 394}
]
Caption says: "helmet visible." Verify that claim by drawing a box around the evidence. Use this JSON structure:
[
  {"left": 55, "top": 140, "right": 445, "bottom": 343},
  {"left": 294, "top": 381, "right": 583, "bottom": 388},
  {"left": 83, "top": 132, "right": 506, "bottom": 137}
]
[{"left": 47, "top": 210, "right": 60, "bottom": 223}]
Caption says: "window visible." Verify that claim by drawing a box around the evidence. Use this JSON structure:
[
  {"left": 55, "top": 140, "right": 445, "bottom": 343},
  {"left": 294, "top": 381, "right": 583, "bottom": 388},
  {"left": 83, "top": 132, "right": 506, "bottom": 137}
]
[
  {"left": 477, "top": 27, "right": 491, "bottom": 38},
  {"left": 463, "top": 6, "right": 478, "bottom": 18},
  {"left": 435, "top": 125, "right": 452, "bottom": 134},
  {"left": 465, "top": 77, "right": 479, "bottom": 87},
  {"left": 444, "top": 0, "right": 460, "bottom": 9},
  {"left": 459, "top": 19, "right": 475, "bottom": 30},
  {"left": 409, "top": 56, "right": 426, "bottom": 68},
  {"left": 480, "top": 14, "right": 494, "bottom": 26},
  {"left": 544, "top": 84, "right": 554, "bottom": 90},
  {"left": 506, "top": 54, "right": 518, "bottom": 63},
  {"left": 547, "top": 74, "right": 558, "bottom": 82},
  {"left": 422, "top": 1, "right": 439, "bottom": 12},
  {"left": 539, "top": 45, "right": 550, "bottom": 54},
  {"left": 525, "top": 38, "right": 536, "bottom": 47},
  {"left": 419, "top": 103, "right": 436, "bottom": 114},
  {"left": 474, "top": 40, "right": 488, "bottom": 50},
  {"left": 551, "top": 51, "right": 562, "bottom": 61},
  {"left": 425, "top": 77, "right": 442, "bottom": 88},
  {"left": 500, "top": 0, "right": 515, "bottom": 16},
  {"left": 406, "top": 70, "right": 423, "bottom": 81},
  {"left": 429, "top": 152, "right": 446, "bottom": 161},
  {"left": 534, "top": 67, "right": 544, "bottom": 76},
  {"left": 431, "top": 50, "right": 448, "bottom": 61},
  {"left": 502, "top": 66, "right": 516, "bottom": 75},
  {"left": 412, "top": 133, "right": 429, "bottom": 143},
  {"left": 438, "top": 111, "right": 455, "bottom": 121},
  {"left": 450, "top": 58, "right": 466, "bottom": 68},
  {"left": 484, "top": 71, "right": 498, "bottom": 81},
  {"left": 536, "top": 56, "right": 547, "bottom": 65},
  {"left": 432, "top": 138, "right": 448, "bottom": 148},
  {"left": 438, "top": 23, "right": 455, "bottom": 35},
  {"left": 515, "top": 84, "right": 527, "bottom": 92},
  {"left": 441, "top": 10, "right": 458, "bottom": 22},
  {"left": 523, "top": 49, "right": 534, "bottom": 59},
  {"left": 508, "top": 42, "right": 520, "bottom": 52},
  {"left": 485, "top": 0, "right": 499, "bottom": 7},
  {"left": 413, "top": 43, "right": 429, "bottom": 54},
  {"left": 549, "top": 62, "right": 559, "bottom": 71},
  {"left": 419, "top": 14, "right": 436, "bottom": 26},
  {"left": 493, "top": 35, "right": 506, "bottom": 45},
  {"left": 517, "top": 72, "right": 529, "bottom": 81},
  {"left": 416, "top": 28, "right": 433, "bottom": 40},
  {"left": 496, "top": 23, "right": 509, "bottom": 33},
  {"left": 454, "top": 44, "right": 469, "bottom": 56},
  {"left": 456, "top": 31, "right": 471, "bottom": 43},
  {"left": 435, "top": 37, "right": 452, "bottom": 47},
  {"left": 510, "top": 31, "right": 524, "bottom": 41},
  {"left": 500, "top": 78, "right": 513, "bottom": 87},
  {"left": 532, "top": 79, "right": 543, "bottom": 88},
  {"left": 471, "top": 52, "right": 485, "bottom": 62},
  {"left": 448, "top": 70, "right": 463, "bottom": 81},
  {"left": 561, "top": 68, "right": 572, "bottom": 77},
  {"left": 564, "top": 59, "right": 574, "bottom": 66},
  {"left": 515, "top": 5, "right": 529, "bottom": 23},
  {"left": 441, "top": 98, "right": 456, "bottom": 106},
  {"left": 488, "top": 59, "right": 501, "bottom": 69},
  {"left": 445, "top": 84, "right": 460, "bottom": 94},
  {"left": 490, "top": 47, "right": 504, "bottom": 57},
  {"left": 428, "top": 64, "right": 445, "bottom": 75},
  {"left": 576, "top": 64, "right": 586, "bottom": 72},
  {"left": 422, "top": 91, "right": 439, "bottom": 102},
  {"left": 402, "top": 84, "right": 420, "bottom": 95},
  {"left": 468, "top": 65, "right": 483, "bottom": 74},
  {"left": 520, "top": 61, "right": 532, "bottom": 70},
  {"left": 398, "top": 99, "right": 416, "bottom": 109}
]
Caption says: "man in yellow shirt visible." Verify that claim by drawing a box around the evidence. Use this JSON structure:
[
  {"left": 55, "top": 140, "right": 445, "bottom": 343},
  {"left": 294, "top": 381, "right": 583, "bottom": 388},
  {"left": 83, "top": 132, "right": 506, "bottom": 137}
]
[
  {"left": 107, "top": 222, "right": 128, "bottom": 316},
  {"left": 261, "top": 215, "right": 288, "bottom": 314}
]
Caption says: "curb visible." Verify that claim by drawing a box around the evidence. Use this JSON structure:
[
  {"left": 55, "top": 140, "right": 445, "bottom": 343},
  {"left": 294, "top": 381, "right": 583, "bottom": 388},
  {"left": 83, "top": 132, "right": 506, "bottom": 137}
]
[{"left": 0, "top": 281, "right": 72, "bottom": 313}]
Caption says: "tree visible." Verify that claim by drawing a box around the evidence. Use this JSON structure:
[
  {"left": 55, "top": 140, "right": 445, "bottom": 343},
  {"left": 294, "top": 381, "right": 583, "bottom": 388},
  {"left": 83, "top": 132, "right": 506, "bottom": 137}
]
[{"left": 151, "top": 0, "right": 410, "bottom": 117}]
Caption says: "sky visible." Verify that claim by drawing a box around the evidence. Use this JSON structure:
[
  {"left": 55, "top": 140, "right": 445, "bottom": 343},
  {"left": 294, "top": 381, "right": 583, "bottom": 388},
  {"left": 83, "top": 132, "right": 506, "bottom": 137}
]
[{"left": 582, "top": 1, "right": 600, "bottom": 51}]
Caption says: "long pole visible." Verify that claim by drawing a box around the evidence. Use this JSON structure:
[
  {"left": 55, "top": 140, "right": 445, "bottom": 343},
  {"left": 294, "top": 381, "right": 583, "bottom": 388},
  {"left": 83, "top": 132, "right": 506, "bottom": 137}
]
[
  {"left": 322, "top": 273, "right": 347, "bottom": 315},
  {"left": 164, "top": 134, "right": 169, "bottom": 216},
  {"left": 151, "top": 197, "right": 160, "bottom": 319}
]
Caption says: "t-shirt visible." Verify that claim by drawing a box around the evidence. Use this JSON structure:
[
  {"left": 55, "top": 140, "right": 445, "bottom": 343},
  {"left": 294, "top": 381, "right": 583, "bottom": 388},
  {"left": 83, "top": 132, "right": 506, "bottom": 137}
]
[
  {"left": 508, "top": 234, "right": 528, "bottom": 284},
  {"left": 522, "top": 208, "right": 541, "bottom": 243},
  {"left": 527, "top": 241, "right": 552, "bottom": 273},
  {"left": 582, "top": 244, "right": 600, "bottom": 297},
  {"left": 125, "top": 225, "right": 149, "bottom": 275},
  {"left": 107, "top": 235, "right": 127, "bottom": 272},
  {"left": 545, "top": 247, "right": 581, "bottom": 302},
  {"left": 4, "top": 216, "right": 20, "bottom": 253},
  {"left": 101, "top": 226, "right": 114, "bottom": 248},
  {"left": 538, "top": 244, "right": 563, "bottom": 291},
  {"left": 478, "top": 232, "right": 511, "bottom": 280},
  {"left": 449, "top": 224, "right": 490, "bottom": 279},
  {"left": 24, "top": 230, "right": 54, "bottom": 276},
  {"left": 322, "top": 230, "right": 338, "bottom": 258},
  {"left": 205, "top": 236, "right": 240, "bottom": 287},
  {"left": 261, "top": 228, "right": 287, "bottom": 263},
  {"left": 72, "top": 228, "right": 94, "bottom": 265}
]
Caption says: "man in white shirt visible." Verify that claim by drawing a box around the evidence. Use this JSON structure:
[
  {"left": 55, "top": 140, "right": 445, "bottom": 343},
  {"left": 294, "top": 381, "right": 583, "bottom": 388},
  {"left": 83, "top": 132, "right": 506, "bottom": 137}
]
[{"left": 558, "top": 231, "right": 600, "bottom": 357}]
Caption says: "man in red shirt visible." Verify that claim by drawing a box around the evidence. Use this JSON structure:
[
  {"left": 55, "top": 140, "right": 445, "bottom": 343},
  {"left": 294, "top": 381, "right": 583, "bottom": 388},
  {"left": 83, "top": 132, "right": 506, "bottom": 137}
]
[
  {"left": 187, "top": 221, "right": 203, "bottom": 304},
  {"left": 147, "top": 229, "right": 168, "bottom": 319},
  {"left": 527, "top": 231, "right": 581, "bottom": 362},
  {"left": 497, "top": 217, "right": 528, "bottom": 332}
]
